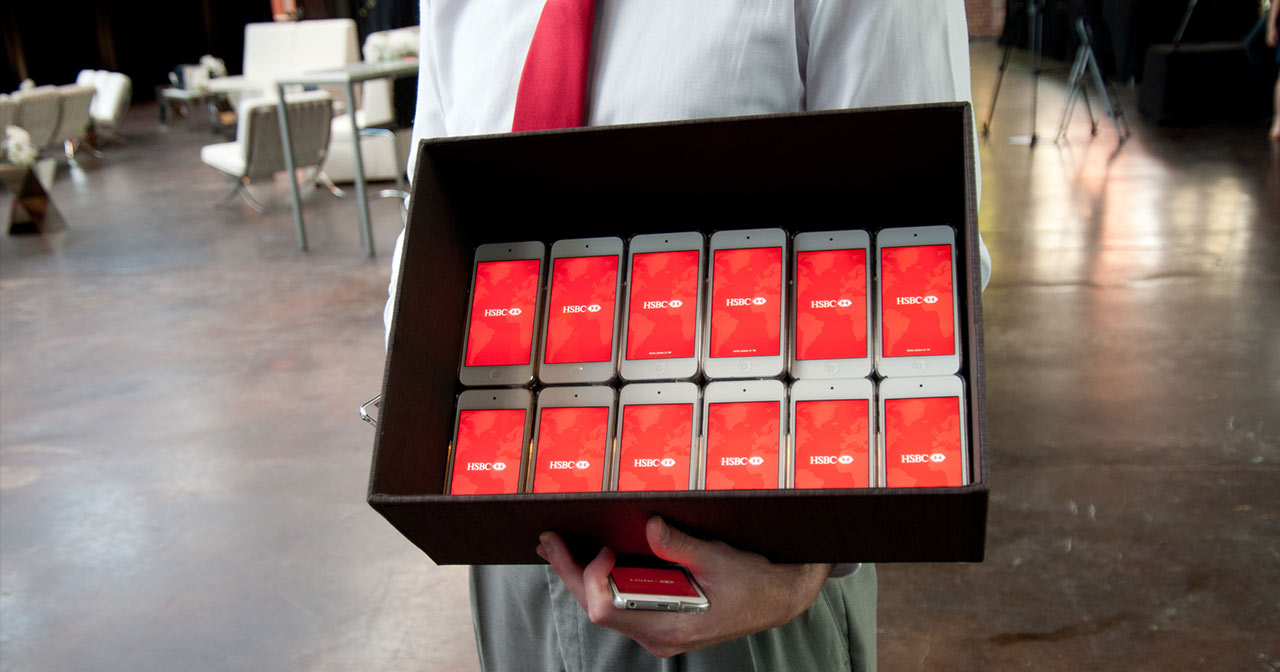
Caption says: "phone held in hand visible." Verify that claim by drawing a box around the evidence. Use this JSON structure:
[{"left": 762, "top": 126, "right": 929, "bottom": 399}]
[
  {"left": 538, "top": 237, "right": 626, "bottom": 385},
  {"left": 458, "top": 242, "right": 546, "bottom": 388},
  {"left": 879, "top": 375, "right": 969, "bottom": 488},
  {"left": 529, "top": 386, "right": 616, "bottom": 493},
  {"left": 608, "top": 560, "right": 710, "bottom": 614},
  {"left": 791, "top": 230, "right": 872, "bottom": 379},
  {"left": 446, "top": 388, "right": 534, "bottom": 495},
  {"left": 875, "top": 226, "right": 961, "bottom": 377},
  {"left": 619, "top": 232, "right": 705, "bottom": 382}
]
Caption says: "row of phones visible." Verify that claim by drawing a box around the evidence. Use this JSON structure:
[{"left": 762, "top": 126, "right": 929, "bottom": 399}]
[
  {"left": 459, "top": 226, "right": 963, "bottom": 387},
  {"left": 446, "top": 375, "right": 969, "bottom": 496}
]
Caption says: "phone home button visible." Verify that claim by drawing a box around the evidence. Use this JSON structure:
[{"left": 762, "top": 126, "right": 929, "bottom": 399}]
[
  {"left": 736, "top": 360, "right": 751, "bottom": 373},
  {"left": 654, "top": 363, "right": 666, "bottom": 375},
  {"left": 912, "top": 360, "right": 926, "bottom": 371},
  {"left": 824, "top": 363, "right": 839, "bottom": 375},
  {"left": 488, "top": 369, "right": 503, "bottom": 382}
]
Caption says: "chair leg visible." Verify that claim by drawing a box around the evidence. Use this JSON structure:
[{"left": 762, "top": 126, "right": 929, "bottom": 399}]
[
  {"left": 315, "top": 171, "right": 346, "bottom": 198},
  {"left": 217, "top": 176, "right": 267, "bottom": 213}
]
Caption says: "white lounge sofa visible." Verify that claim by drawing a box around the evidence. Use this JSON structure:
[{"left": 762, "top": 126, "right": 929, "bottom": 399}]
[{"left": 207, "top": 19, "right": 360, "bottom": 108}]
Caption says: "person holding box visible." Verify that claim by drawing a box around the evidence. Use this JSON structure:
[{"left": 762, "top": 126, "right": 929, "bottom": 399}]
[{"left": 386, "top": 1, "right": 990, "bottom": 669}]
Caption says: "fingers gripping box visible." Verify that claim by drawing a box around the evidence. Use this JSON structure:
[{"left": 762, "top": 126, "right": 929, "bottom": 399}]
[{"left": 369, "top": 104, "right": 988, "bottom": 565}]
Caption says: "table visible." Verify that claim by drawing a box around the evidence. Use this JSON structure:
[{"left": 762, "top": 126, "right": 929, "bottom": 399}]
[{"left": 274, "top": 59, "right": 419, "bottom": 258}]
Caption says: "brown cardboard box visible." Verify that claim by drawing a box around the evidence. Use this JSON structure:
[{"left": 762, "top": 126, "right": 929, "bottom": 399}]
[{"left": 369, "top": 103, "right": 988, "bottom": 565}]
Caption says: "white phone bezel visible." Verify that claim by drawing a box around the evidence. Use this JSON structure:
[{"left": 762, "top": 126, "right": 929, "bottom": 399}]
[
  {"left": 877, "top": 375, "right": 969, "bottom": 487},
  {"left": 458, "top": 241, "right": 547, "bottom": 387},
  {"left": 527, "top": 385, "right": 617, "bottom": 493},
  {"left": 703, "top": 228, "right": 789, "bottom": 380},
  {"left": 538, "top": 237, "right": 626, "bottom": 385},
  {"left": 445, "top": 388, "right": 535, "bottom": 495},
  {"left": 790, "top": 230, "right": 873, "bottom": 379},
  {"left": 788, "top": 378, "right": 876, "bottom": 489},
  {"left": 613, "top": 382, "right": 702, "bottom": 492},
  {"left": 699, "top": 379, "right": 787, "bottom": 490},
  {"left": 618, "top": 232, "right": 706, "bottom": 382},
  {"left": 608, "top": 565, "right": 711, "bottom": 614},
  {"left": 874, "top": 226, "right": 962, "bottom": 378}
]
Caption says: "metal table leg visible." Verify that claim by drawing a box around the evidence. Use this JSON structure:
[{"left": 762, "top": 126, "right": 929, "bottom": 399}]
[
  {"left": 276, "top": 84, "right": 309, "bottom": 252},
  {"left": 345, "top": 81, "right": 375, "bottom": 258}
]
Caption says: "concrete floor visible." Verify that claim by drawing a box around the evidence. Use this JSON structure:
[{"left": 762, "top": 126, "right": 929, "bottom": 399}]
[{"left": 2, "top": 41, "right": 1278, "bottom": 670}]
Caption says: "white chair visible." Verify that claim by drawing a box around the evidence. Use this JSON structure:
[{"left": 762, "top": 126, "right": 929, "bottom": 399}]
[
  {"left": 200, "top": 91, "right": 334, "bottom": 213},
  {"left": 75, "top": 70, "right": 132, "bottom": 143},
  {"left": 12, "top": 86, "right": 62, "bottom": 151},
  {"left": 0, "top": 94, "right": 16, "bottom": 132},
  {"left": 50, "top": 84, "right": 97, "bottom": 159}
]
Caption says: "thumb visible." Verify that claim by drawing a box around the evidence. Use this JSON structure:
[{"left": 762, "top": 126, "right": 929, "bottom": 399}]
[{"left": 645, "top": 516, "right": 713, "bottom": 571}]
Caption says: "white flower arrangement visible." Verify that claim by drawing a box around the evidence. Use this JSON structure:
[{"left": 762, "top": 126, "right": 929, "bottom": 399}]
[
  {"left": 363, "top": 28, "right": 419, "bottom": 63},
  {"left": 199, "top": 54, "right": 228, "bottom": 78},
  {"left": 2, "top": 126, "right": 38, "bottom": 166}
]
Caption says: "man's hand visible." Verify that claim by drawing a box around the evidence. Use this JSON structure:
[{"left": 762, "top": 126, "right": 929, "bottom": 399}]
[{"left": 536, "top": 516, "right": 833, "bottom": 658}]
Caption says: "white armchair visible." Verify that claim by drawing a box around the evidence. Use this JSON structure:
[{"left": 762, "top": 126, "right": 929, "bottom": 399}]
[
  {"left": 75, "top": 70, "right": 132, "bottom": 143},
  {"left": 200, "top": 91, "right": 335, "bottom": 213},
  {"left": 12, "top": 86, "right": 62, "bottom": 151},
  {"left": 50, "top": 84, "right": 97, "bottom": 159}
]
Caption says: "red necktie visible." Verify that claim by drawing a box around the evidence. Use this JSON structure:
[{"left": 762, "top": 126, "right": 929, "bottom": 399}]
[{"left": 511, "top": 0, "right": 597, "bottom": 132}]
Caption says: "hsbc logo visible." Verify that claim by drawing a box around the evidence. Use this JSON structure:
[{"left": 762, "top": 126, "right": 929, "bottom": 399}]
[
  {"left": 725, "top": 297, "right": 769, "bottom": 307},
  {"left": 563, "top": 304, "right": 603, "bottom": 314},
  {"left": 721, "top": 456, "right": 766, "bottom": 467},
  {"left": 642, "top": 299, "right": 684, "bottom": 310},
  {"left": 810, "top": 455, "right": 857, "bottom": 465},
  {"left": 633, "top": 457, "right": 679, "bottom": 468},
  {"left": 896, "top": 295, "right": 940, "bottom": 306},
  {"left": 467, "top": 461, "right": 509, "bottom": 471},
  {"left": 549, "top": 460, "right": 592, "bottom": 470},
  {"left": 901, "top": 453, "right": 947, "bottom": 464},
  {"left": 809, "top": 298, "right": 855, "bottom": 309},
  {"left": 483, "top": 307, "right": 523, "bottom": 317}
]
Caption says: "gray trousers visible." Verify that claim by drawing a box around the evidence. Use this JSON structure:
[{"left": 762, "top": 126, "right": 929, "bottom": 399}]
[{"left": 470, "top": 564, "right": 877, "bottom": 671}]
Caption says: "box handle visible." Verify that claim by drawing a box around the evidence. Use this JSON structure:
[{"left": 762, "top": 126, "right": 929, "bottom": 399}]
[{"left": 359, "top": 394, "right": 382, "bottom": 427}]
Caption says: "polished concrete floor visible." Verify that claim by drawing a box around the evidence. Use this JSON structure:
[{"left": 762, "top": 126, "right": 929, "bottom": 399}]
[{"left": 2, "top": 41, "right": 1278, "bottom": 671}]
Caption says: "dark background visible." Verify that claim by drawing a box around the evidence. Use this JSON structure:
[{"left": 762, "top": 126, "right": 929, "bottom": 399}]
[{"left": 0, "top": 0, "right": 417, "bottom": 100}]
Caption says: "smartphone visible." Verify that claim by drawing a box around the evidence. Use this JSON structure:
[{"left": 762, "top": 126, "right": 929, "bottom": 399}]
[
  {"left": 528, "top": 386, "right": 616, "bottom": 493},
  {"left": 459, "top": 242, "right": 546, "bottom": 387},
  {"left": 879, "top": 375, "right": 969, "bottom": 488},
  {"left": 789, "top": 378, "right": 875, "bottom": 489},
  {"left": 875, "top": 226, "right": 961, "bottom": 377},
  {"left": 703, "top": 229, "right": 788, "bottom": 380},
  {"left": 609, "top": 560, "right": 710, "bottom": 613},
  {"left": 445, "top": 388, "right": 534, "bottom": 495},
  {"left": 618, "top": 232, "right": 705, "bottom": 381},
  {"left": 538, "top": 237, "right": 625, "bottom": 384},
  {"left": 791, "top": 230, "right": 872, "bottom": 379},
  {"left": 613, "top": 383, "right": 700, "bottom": 492},
  {"left": 700, "top": 379, "right": 786, "bottom": 490}
]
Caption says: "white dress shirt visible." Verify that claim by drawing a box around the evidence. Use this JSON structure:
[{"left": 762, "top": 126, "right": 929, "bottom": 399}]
[{"left": 388, "top": 0, "right": 989, "bottom": 335}]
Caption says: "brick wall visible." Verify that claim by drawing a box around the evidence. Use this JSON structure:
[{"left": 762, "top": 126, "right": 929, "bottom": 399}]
[{"left": 966, "top": 0, "right": 1006, "bottom": 38}]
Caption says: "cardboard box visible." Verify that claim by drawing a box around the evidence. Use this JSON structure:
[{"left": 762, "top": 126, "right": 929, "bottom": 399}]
[{"left": 370, "top": 103, "right": 988, "bottom": 565}]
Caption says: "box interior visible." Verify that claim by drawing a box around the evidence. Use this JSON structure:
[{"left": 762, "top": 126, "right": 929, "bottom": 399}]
[{"left": 370, "top": 103, "right": 988, "bottom": 565}]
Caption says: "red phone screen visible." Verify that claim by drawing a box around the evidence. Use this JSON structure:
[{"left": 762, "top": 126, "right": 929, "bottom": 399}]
[
  {"left": 465, "top": 259, "right": 541, "bottom": 367},
  {"left": 611, "top": 566, "right": 700, "bottom": 598},
  {"left": 544, "top": 255, "right": 620, "bottom": 364},
  {"left": 795, "top": 249, "right": 868, "bottom": 361},
  {"left": 793, "top": 399, "right": 871, "bottom": 489},
  {"left": 884, "top": 396, "right": 965, "bottom": 487},
  {"left": 704, "top": 401, "right": 780, "bottom": 490},
  {"left": 616, "top": 403, "right": 694, "bottom": 492},
  {"left": 450, "top": 409, "right": 527, "bottom": 495},
  {"left": 625, "top": 250, "right": 700, "bottom": 360},
  {"left": 709, "top": 247, "right": 782, "bottom": 359},
  {"left": 531, "top": 406, "right": 610, "bottom": 493},
  {"left": 880, "top": 244, "right": 955, "bottom": 358}
]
